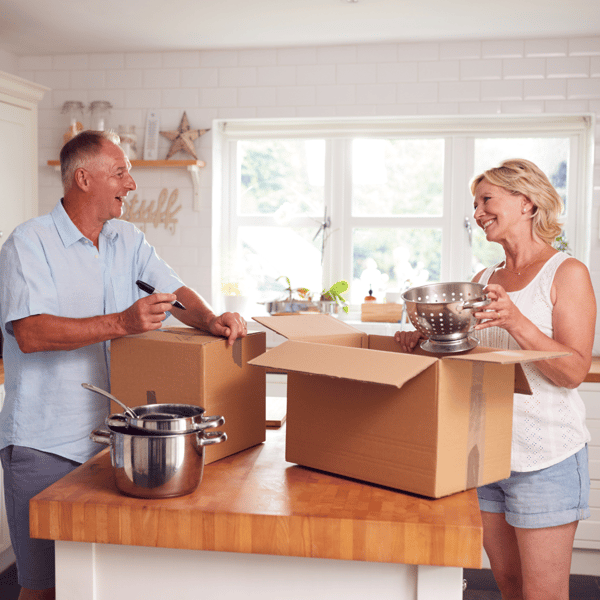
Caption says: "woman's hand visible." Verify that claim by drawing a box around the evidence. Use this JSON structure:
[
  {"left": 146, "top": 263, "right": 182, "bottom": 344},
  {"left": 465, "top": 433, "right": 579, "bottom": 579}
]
[
  {"left": 473, "top": 283, "right": 526, "bottom": 334},
  {"left": 394, "top": 330, "right": 426, "bottom": 353}
]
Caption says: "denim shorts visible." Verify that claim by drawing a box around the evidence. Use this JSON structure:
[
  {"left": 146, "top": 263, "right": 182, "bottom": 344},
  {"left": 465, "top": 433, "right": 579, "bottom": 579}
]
[
  {"left": 477, "top": 445, "right": 590, "bottom": 529},
  {"left": 0, "top": 445, "right": 80, "bottom": 589}
]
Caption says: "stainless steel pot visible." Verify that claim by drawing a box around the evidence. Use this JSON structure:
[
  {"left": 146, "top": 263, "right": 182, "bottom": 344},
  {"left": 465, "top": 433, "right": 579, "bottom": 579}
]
[
  {"left": 90, "top": 423, "right": 226, "bottom": 498},
  {"left": 106, "top": 403, "right": 225, "bottom": 434}
]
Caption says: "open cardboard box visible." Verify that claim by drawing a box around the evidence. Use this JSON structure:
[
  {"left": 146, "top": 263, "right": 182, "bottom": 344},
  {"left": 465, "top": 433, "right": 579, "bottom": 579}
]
[
  {"left": 249, "top": 315, "right": 566, "bottom": 498},
  {"left": 111, "top": 327, "right": 266, "bottom": 464}
]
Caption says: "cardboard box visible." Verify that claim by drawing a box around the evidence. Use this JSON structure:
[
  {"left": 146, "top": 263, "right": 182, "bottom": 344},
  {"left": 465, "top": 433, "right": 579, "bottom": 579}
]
[
  {"left": 249, "top": 315, "right": 565, "bottom": 498},
  {"left": 111, "top": 327, "right": 266, "bottom": 464}
]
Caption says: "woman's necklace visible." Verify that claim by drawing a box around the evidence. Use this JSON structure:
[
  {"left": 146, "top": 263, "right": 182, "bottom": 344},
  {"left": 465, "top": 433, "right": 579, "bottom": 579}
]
[{"left": 502, "top": 258, "right": 541, "bottom": 275}]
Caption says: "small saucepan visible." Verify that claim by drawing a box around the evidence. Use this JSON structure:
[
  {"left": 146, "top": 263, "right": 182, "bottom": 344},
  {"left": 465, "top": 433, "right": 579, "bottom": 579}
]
[
  {"left": 90, "top": 423, "right": 226, "bottom": 498},
  {"left": 82, "top": 382, "right": 224, "bottom": 434},
  {"left": 106, "top": 404, "right": 225, "bottom": 434}
]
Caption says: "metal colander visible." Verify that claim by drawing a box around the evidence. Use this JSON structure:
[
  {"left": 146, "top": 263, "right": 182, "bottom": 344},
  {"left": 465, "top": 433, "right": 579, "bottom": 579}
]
[{"left": 402, "top": 282, "right": 490, "bottom": 348}]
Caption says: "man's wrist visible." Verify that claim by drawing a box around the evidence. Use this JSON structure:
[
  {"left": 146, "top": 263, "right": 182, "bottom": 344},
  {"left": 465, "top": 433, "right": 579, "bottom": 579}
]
[{"left": 201, "top": 311, "right": 218, "bottom": 332}]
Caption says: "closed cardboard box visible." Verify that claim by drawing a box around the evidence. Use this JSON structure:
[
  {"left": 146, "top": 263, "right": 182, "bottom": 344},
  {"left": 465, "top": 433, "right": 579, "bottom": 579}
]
[
  {"left": 111, "top": 327, "right": 266, "bottom": 464},
  {"left": 249, "top": 315, "right": 565, "bottom": 498}
]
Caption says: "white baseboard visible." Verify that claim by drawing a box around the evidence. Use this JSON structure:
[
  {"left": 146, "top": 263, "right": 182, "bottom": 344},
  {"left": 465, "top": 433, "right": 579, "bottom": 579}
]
[{"left": 571, "top": 548, "right": 600, "bottom": 576}]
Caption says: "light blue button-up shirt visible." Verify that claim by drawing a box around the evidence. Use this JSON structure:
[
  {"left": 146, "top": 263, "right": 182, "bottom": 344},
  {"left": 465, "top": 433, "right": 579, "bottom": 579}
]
[{"left": 0, "top": 201, "right": 184, "bottom": 462}]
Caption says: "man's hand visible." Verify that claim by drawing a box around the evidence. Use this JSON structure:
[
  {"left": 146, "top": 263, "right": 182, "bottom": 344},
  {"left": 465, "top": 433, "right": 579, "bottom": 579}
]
[
  {"left": 117, "top": 293, "right": 178, "bottom": 335},
  {"left": 206, "top": 311, "right": 247, "bottom": 346},
  {"left": 168, "top": 286, "right": 248, "bottom": 345}
]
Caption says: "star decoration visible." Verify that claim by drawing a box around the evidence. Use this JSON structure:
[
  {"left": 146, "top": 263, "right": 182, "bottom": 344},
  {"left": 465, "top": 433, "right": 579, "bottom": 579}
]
[{"left": 159, "top": 112, "right": 210, "bottom": 160}]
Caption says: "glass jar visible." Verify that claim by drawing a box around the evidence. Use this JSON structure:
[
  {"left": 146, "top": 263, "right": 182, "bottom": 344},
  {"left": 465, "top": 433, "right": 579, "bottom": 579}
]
[
  {"left": 61, "top": 101, "right": 85, "bottom": 146},
  {"left": 118, "top": 125, "right": 138, "bottom": 160},
  {"left": 89, "top": 101, "right": 112, "bottom": 131}
]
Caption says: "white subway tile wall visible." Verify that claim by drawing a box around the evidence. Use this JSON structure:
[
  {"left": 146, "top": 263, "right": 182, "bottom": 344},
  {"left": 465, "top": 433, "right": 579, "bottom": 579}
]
[{"left": 11, "top": 35, "right": 600, "bottom": 352}]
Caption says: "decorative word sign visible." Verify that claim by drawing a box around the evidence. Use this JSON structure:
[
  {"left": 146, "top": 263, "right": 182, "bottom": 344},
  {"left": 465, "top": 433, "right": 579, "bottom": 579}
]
[{"left": 120, "top": 188, "right": 182, "bottom": 234}]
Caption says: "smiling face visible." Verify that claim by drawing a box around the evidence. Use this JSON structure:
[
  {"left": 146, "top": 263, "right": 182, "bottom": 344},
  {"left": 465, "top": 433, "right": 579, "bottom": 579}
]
[
  {"left": 473, "top": 179, "right": 532, "bottom": 243},
  {"left": 86, "top": 140, "right": 136, "bottom": 221}
]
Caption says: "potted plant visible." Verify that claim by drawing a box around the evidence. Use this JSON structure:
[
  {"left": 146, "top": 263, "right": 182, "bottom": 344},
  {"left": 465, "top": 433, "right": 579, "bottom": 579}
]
[{"left": 320, "top": 280, "right": 349, "bottom": 314}]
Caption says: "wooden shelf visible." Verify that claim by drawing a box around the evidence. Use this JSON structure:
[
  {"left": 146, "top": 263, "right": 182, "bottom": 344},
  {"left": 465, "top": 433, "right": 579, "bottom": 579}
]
[{"left": 47, "top": 159, "right": 206, "bottom": 211}]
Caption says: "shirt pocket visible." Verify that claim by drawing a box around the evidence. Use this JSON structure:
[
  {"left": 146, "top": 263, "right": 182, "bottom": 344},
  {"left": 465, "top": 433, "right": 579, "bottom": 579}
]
[{"left": 110, "top": 269, "right": 136, "bottom": 313}]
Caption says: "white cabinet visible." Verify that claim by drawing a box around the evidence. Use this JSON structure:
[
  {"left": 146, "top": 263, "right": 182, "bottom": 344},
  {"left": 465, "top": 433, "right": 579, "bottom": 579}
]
[
  {"left": 575, "top": 381, "right": 600, "bottom": 550},
  {"left": 0, "top": 70, "right": 47, "bottom": 250},
  {"left": 0, "top": 70, "right": 45, "bottom": 573},
  {"left": 0, "top": 384, "right": 8, "bottom": 554},
  {"left": 0, "top": 383, "right": 15, "bottom": 573}
]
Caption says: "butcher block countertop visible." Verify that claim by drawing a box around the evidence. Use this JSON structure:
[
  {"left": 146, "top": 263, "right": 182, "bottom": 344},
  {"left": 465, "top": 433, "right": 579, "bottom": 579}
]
[
  {"left": 586, "top": 356, "right": 600, "bottom": 383},
  {"left": 30, "top": 425, "right": 483, "bottom": 568}
]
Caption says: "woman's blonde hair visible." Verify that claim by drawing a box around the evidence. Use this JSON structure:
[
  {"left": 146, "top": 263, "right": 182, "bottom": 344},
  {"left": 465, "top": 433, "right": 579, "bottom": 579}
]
[{"left": 470, "top": 158, "right": 564, "bottom": 245}]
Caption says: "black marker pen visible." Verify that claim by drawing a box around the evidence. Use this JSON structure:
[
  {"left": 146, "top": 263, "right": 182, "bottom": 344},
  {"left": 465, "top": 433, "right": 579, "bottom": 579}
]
[{"left": 136, "top": 279, "right": 186, "bottom": 310}]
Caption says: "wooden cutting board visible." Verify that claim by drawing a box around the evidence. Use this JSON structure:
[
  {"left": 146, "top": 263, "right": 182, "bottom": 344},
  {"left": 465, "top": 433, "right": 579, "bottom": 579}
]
[{"left": 266, "top": 396, "right": 286, "bottom": 427}]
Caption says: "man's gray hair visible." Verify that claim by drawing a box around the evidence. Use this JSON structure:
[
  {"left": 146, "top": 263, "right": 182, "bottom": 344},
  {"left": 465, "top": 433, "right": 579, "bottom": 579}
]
[{"left": 60, "top": 130, "right": 121, "bottom": 193}]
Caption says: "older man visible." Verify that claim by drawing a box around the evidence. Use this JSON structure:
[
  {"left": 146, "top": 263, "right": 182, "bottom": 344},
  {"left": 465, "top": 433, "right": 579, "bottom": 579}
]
[{"left": 0, "top": 131, "right": 246, "bottom": 600}]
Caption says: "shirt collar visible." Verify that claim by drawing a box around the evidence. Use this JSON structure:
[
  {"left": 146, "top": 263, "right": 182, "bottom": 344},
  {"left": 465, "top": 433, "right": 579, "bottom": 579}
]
[{"left": 51, "top": 200, "right": 119, "bottom": 247}]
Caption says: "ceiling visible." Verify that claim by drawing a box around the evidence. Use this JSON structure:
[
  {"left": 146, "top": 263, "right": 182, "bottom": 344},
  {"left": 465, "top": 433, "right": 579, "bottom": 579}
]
[{"left": 1, "top": 0, "right": 599, "bottom": 56}]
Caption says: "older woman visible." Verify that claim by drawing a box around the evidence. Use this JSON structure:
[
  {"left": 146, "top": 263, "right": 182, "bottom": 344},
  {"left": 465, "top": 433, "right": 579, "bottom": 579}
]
[{"left": 395, "top": 158, "right": 596, "bottom": 600}]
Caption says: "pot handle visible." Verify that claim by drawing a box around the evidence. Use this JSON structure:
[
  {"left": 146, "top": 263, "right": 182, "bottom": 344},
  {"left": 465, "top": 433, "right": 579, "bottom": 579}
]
[
  {"left": 459, "top": 296, "right": 491, "bottom": 312},
  {"left": 195, "top": 414, "right": 225, "bottom": 430},
  {"left": 106, "top": 414, "right": 129, "bottom": 428},
  {"left": 90, "top": 428, "right": 112, "bottom": 445},
  {"left": 197, "top": 430, "right": 227, "bottom": 446}
]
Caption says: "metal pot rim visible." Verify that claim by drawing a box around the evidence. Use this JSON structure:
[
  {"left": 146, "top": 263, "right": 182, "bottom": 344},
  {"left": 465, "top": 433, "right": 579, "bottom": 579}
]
[{"left": 105, "top": 404, "right": 225, "bottom": 434}]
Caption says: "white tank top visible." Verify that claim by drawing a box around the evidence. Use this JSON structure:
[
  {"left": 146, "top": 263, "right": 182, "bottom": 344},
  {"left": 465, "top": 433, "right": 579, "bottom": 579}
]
[{"left": 478, "top": 252, "right": 590, "bottom": 472}]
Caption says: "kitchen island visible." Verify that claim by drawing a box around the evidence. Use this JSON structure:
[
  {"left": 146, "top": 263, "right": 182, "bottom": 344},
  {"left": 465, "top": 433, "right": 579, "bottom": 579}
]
[{"left": 30, "top": 425, "right": 482, "bottom": 600}]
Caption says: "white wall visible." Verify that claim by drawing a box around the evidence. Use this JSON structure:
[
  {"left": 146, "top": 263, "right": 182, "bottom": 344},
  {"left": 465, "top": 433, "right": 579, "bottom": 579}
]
[
  {"left": 0, "top": 48, "right": 17, "bottom": 75},
  {"left": 16, "top": 36, "right": 600, "bottom": 352}
]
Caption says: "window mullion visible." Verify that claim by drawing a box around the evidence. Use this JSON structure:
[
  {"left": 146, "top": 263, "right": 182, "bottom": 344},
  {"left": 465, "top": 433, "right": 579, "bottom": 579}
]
[
  {"left": 324, "top": 138, "right": 348, "bottom": 289},
  {"left": 446, "top": 136, "right": 473, "bottom": 281}
]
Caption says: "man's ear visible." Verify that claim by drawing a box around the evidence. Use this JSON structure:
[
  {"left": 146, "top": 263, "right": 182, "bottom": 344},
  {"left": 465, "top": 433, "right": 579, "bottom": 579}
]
[{"left": 73, "top": 167, "right": 91, "bottom": 191}]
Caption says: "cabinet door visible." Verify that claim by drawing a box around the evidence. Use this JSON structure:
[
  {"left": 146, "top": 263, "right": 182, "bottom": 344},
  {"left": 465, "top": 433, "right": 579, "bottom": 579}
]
[
  {"left": 575, "top": 382, "right": 600, "bottom": 550},
  {"left": 0, "top": 100, "right": 37, "bottom": 250}
]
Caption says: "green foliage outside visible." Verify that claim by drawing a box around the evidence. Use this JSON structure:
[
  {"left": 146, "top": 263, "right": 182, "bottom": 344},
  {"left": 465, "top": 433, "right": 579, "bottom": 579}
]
[{"left": 239, "top": 139, "right": 324, "bottom": 215}]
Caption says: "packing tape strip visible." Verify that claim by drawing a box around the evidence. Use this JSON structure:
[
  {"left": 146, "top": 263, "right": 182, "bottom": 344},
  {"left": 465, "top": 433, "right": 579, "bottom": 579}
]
[
  {"left": 232, "top": 337, "right": 243, "bottom": 368},
  {"left": 466, "top": 361, "right": 486, "bottom": 489}
]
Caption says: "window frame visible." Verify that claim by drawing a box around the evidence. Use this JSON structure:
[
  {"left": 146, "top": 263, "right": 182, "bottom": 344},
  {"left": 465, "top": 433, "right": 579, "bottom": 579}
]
[{"left": 213, "top": 115, "right": 594, "bottom": 309}]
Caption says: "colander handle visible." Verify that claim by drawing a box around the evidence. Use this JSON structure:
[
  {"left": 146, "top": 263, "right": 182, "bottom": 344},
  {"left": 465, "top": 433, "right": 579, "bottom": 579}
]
[{"left": 460, "top": 296, "right": 491, "bottom": 311}]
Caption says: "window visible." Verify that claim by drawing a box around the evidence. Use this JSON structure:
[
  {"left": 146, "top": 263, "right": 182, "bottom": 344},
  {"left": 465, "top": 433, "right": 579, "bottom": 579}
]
[{"left": 214, "top": 115, "right": 593, "bottom": 309}]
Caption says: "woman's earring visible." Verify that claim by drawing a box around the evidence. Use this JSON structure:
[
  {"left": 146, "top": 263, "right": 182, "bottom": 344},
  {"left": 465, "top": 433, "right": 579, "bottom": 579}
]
[{"left": 522, "top": 208, "right": 526, "bottom": 213}]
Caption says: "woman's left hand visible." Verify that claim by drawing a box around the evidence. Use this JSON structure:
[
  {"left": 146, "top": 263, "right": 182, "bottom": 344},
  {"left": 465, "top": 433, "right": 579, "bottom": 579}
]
[{"left": 473, "top": 283, "right": 524, "bottom": 333}]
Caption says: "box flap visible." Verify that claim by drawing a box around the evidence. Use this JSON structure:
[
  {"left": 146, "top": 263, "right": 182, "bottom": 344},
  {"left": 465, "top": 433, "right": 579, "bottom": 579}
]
[
  {"left": 252, "top": 314, "right": 362, "bottom": 341},
  {"left": 445, "top": 348, "right": 570, "bottom": 364},
  {"left": 248, "top": 340, "right": 438, "bottom": 387}
]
